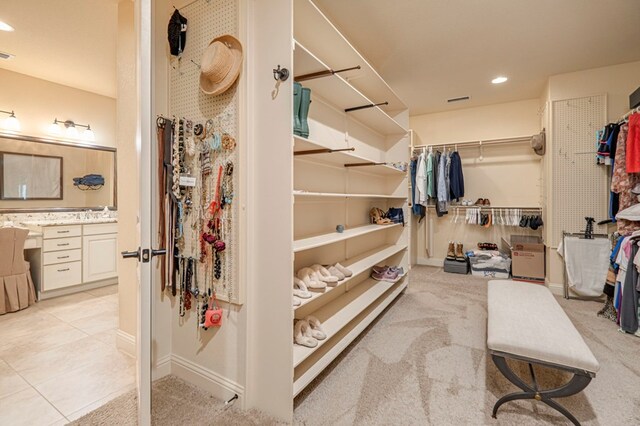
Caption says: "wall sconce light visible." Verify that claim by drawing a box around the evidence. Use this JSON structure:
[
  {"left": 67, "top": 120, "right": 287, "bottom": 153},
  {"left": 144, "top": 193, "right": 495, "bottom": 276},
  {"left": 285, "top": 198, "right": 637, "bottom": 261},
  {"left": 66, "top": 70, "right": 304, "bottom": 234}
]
[
  {"left": 0, "top": 109, "right": 20, "bottom": 131},
  {"left": 50, "top": 118, "right": 95, "bottom": 141}
]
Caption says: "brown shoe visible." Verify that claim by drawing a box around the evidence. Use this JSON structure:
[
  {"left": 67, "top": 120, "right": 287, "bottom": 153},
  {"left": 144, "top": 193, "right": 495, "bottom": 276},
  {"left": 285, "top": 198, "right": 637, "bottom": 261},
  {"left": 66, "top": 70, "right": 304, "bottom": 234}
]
[
  {"left": 482, "top": 198, "right": 491, "bottom": 206},
  {"left": 455, "top": 243, "right": 465, "bottom": 262},
  {"left": 474, "top": 198, "right": 485, "bottom": 206},
  {"left": 446, "top": 242, "right": 456, "bottom": 260}
]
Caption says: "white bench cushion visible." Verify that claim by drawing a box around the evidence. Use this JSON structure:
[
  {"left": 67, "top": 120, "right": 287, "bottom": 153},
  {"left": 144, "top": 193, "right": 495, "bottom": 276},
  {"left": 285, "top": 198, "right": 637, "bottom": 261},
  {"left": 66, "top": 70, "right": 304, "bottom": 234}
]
[{"left": 487, "top": 280, "right": 599, "bottom": 374}]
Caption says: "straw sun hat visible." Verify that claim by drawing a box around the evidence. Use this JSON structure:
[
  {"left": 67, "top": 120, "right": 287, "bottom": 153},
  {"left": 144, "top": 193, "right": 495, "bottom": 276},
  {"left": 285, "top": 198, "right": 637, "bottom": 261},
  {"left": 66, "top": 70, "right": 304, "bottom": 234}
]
[{"left": 199, "top": 35, "right": 243, "bottom": 96}]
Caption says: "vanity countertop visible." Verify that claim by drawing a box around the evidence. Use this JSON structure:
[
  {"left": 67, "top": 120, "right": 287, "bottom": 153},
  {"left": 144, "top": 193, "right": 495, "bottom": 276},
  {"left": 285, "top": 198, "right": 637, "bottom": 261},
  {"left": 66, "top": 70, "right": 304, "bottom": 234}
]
[{"left": 20, "top": 218, "right": 118, "bottom": 226}]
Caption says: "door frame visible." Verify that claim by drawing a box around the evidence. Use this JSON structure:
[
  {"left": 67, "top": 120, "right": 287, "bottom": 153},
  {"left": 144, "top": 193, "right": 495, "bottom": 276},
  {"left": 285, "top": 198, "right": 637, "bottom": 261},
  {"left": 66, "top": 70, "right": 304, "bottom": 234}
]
[{"left": 135, "top": 0, "right": 153, "bottom": 424}]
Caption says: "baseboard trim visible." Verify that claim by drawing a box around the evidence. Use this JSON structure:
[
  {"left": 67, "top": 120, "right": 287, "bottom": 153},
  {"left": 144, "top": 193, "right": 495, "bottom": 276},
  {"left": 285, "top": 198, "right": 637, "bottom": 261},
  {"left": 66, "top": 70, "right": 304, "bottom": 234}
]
[
  {"left": 153, "top": 354, "right": 171, "bottom": 380},
  {"left": 547, "top": 282, "right": 564, "bottom": 296},
  {"left": 116, "top": 329, "right": 136, "bottom": 358},
  {"left": 416, "top": 257, "right": 444, "bottom": 267},
  {"left": 170, "top": 353, "right": 244, "bottom": 403}
]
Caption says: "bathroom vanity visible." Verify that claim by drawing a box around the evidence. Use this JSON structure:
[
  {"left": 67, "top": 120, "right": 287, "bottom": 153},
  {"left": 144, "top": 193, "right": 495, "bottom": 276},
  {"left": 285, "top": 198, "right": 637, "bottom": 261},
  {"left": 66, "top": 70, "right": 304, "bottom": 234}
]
[{"left": 21, "top": 219, "right": 118, "bottom": 299}]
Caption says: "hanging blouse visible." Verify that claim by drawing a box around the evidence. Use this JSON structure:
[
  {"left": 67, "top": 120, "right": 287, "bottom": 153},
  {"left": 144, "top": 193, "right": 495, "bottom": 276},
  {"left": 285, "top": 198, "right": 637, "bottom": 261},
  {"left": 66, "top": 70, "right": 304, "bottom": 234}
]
[
  {"left": 612, "top": 124, "right": 640, "bottom": 235},
  {"left": 625, "top": 114, "right": 640, "bottom": 173}
]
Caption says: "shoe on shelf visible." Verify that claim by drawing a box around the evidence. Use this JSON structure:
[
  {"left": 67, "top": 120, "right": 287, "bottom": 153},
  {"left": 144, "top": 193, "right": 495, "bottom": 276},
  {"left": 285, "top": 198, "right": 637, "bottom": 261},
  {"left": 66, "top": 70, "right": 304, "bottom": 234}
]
[
  {"left": 474, "top": 198, "right": 485, "bottom": 206},
  {"left": 294, "top": 320, "right": 318, "bottom": 348},
  {"left": 297, "top": 267, "right": 327, "bottom": 292},
  {"left": 389, "top": 266, "right": 405, "bottom": 276},
  {"left": 299, "top": 87, "right": 312, "bottom": 138},
  {"left": 370, "top": 207, "right": 393, "bottom": 225},
  {"left": 293, "top": 82, "right": 302, "bottom": 136},
  {"left": 372, "top": 268, "right": 401, "bottom": 283},
  {"left": 455, "top": 243, "right": 465, "bottom": 262},
  {"left": 327, "top": 265, "right": 345, "bottom": 280},
  {"left": 334, "top": 263, "right": 353, "bottom": 277},
  {"left": 293, "top": 277, "right": 312, "bottom": 299},
  {"left": 305, "top": 315, "right": 327, "bottom": 340},
  {"left": 293, "top": 296, "right": 301, "bottom": 307},
  {"left": 372, "top": 265, "right": 389, "bottom": 274},
  {"left": 446, "top": 241, "right": 456, "bottom": 260},
  {"left": 311, "top": 264, "right": 339, "bottom": 286}
]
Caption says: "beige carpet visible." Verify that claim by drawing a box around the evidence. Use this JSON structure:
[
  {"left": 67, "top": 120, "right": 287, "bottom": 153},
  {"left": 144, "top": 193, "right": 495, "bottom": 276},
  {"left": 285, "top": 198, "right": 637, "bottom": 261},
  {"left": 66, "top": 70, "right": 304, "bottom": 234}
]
[{"left": 72, "top": 266, "right": 640, "bottom": 425}]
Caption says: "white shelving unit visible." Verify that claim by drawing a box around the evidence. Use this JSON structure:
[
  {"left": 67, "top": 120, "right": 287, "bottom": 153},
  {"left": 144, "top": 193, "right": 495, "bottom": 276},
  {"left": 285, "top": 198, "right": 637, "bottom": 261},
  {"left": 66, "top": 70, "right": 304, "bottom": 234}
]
[{"left": 290, "top": 0, "right": 411, "bottom": 399}]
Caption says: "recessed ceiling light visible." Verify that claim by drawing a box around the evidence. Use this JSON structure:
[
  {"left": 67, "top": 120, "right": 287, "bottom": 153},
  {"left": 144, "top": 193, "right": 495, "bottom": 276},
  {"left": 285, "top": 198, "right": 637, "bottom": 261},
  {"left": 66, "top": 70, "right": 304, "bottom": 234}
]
[
  {"left": 492, "top": 76, "right": 508, "bottom": 84},
  {"left": 0, "top": 21, "right": 15, "bottom": 32}
]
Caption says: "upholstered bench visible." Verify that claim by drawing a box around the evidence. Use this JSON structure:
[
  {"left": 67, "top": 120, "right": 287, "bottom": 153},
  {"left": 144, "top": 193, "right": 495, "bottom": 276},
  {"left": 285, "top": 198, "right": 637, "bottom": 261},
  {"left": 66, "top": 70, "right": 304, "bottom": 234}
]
[{"left": 487, "top": 280, "right": 599, "bottom": 426}]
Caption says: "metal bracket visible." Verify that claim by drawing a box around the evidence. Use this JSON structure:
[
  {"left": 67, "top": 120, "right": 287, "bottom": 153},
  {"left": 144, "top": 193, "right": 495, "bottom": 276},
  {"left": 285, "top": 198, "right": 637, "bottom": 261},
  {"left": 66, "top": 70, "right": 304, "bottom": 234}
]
[{"left": 273, "top": 65, "right": 289, "bottom": 82}]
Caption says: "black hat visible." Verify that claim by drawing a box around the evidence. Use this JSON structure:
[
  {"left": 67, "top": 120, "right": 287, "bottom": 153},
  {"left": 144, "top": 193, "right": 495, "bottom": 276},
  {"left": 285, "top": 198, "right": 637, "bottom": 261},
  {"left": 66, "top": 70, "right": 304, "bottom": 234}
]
[{"left": 168, "top": 9, "right": 187, "bottom": 57}]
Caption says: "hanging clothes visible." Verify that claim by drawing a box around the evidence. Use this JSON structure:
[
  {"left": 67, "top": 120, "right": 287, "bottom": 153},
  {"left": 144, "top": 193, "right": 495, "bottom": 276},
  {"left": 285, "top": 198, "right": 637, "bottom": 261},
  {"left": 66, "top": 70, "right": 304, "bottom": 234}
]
[
  {"left": 437, "top": 151, "right": 449, "bottom": 213},
  {"left": 449, "top": 151, "right": 465, "bottom": 201},
  {"left": 444, "top": 151, "right": 451, "bottom": 204},
  {"left": 625, "top": 113, "right": 640, "bottom": 173},
  {"left": 433, "top": 151, "right": 445, "bottom": 217},
  {"left": 410, "top": 157, "right": 421, "bottom": 216},
  {"left": 619, "top": 242, "right": 639, "bottom": 333},
  {"left": 426, "top": 151, "right": 435, "bottom": 199},
  {"left": 612, "top": 123, "right": 640, "bottom": 235},
  {"left": 416, "top": 152, "right": 428, "bottom": 205}
]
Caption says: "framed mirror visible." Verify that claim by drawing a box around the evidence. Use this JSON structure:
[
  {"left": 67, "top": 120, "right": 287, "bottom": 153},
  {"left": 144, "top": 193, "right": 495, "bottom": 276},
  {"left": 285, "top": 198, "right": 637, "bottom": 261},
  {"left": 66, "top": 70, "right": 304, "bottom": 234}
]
[
  {"left": 1, "top": 152, "right": 63, "bottom": 200},
  {"left": 0, "top": 133, "right": 117, "bottom": 212}
]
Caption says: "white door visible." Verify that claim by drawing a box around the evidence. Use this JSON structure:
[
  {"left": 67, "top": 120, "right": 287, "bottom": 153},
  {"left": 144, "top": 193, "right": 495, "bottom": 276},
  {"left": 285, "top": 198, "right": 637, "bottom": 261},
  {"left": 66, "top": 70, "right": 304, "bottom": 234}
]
[{"left": 119, "top": 0, "right": 154, "bottom": 424}]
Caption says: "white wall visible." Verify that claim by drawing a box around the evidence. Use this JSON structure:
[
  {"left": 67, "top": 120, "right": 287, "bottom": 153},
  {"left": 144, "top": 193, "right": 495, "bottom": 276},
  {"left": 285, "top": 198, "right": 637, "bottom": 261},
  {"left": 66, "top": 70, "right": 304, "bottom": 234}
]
[
  {"left": 410, "top": 99, "right": 543, "bottom": 264},
  {"left": 0, "top": 68, "right": 116, "bottom": 147}
]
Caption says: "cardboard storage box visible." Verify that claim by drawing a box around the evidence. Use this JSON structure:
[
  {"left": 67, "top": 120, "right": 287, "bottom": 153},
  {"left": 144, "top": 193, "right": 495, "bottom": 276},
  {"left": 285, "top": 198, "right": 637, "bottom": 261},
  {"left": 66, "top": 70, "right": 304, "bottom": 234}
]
[
  {"left": 504, "top": 235, "right": 545, "bottom": 283},
  {"left": 444, "top": 258, "right": 469, "bottom": 274}
]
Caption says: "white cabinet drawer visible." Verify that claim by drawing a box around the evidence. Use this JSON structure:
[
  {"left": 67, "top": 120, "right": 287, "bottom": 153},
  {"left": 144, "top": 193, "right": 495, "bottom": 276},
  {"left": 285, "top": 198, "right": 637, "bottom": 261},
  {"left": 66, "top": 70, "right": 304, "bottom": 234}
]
[
  {"left": 43, "top": 236, "right": 82, "bottom": 252},
  {"left": 43, "top": 225, "right": 82, "bottom": 239},
  {"left": 43, "top": 261, "right": 82, "bottom": 290},
  {"left": 43, "top": 249, "right": 82, "bottom": 266},
  {"left": 83, "top": 223, "right": 117, "bottom": 236}
]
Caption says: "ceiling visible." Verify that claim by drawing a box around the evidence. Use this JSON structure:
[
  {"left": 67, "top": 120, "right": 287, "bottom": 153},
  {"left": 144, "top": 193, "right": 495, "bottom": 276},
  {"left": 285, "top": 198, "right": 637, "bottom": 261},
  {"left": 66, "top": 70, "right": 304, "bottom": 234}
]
[
  {"left": 314, "top": 0, "right": 640, "bottom": 115},
  {"left": 0, "top": 0, "right": 118, "bottom": 98}
]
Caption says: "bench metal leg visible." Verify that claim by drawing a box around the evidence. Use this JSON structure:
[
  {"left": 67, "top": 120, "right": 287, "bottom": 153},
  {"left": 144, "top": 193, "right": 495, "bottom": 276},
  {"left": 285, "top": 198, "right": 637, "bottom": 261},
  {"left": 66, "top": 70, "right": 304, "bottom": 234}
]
[{"left": 491, "top": 354, "right": 592, "bottom": 426}]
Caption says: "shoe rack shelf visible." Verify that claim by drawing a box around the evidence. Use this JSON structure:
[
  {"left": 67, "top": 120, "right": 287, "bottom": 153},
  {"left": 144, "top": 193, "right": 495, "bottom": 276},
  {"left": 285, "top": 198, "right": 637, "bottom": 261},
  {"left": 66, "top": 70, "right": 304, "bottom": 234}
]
[
  {"left": 294, "top": 243, "right": 407, "bottom": 311},
  {"left": 294, "top": 42, "right": 407, "bottom": 136},
  {"left": 293, "top": 0, "right": 406, "bottom": 114},
  {"left": 293, "top": 274, "right": 408, "bottom": 369},
  {"left": 294, "top": 135, "right": 406, "bottom": 176},
  {"left": 293, "top": 276, "right": 408, "bottom": 396},
  {"left": 293, "top": 223, "right": 401, "bottom": 253},
  {"left": 294, "top": 190, "right": 407, "bottom": 199},
  {"left": 288, "top": 0, "right": 410, "bottom": 403}
]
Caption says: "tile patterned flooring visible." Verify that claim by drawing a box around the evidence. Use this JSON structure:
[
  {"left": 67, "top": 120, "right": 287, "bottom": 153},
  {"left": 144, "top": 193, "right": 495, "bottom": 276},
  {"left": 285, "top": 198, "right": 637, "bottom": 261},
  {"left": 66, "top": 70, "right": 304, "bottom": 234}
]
[{"left": 0, "top": 285, "right": 136, "bottom": 425}]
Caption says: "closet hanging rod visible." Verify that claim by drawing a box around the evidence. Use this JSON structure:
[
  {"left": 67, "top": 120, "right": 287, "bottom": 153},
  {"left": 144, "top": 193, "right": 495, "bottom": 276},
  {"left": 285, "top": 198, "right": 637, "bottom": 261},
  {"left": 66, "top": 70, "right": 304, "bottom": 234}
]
[
  {"left": 426, "top": 205, "right": 542, "bottom": 211},
  {"left": 413, "top": 135, "right": 533, "bottom": 150},
  {"left": 345, "top": 101, "right": 389, "bottom": 113},
  {"left": 618, "top": 106, "right": 640, "bottom": 123},
  {"left": 294, "top": 65, "right": 362, "bottom": 82},
  {"left": 173, "top": 0, "right": 210, "bottom": 10},
  {"left": 294, "top": 147, "right": 355, "bottom": 156},
  {"left": 344, "top": 162, "right": 387, "bottom": 168}
]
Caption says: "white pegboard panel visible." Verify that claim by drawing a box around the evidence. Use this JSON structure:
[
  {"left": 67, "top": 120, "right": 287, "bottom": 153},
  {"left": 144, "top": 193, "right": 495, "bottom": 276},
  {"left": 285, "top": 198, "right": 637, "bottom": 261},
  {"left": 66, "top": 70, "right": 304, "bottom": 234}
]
[
  {"left": 551, "top": 95, "right": 608, "bottom": 247},
  {"left": 169, "top": 0, "right": 240, "bottom": 303}
]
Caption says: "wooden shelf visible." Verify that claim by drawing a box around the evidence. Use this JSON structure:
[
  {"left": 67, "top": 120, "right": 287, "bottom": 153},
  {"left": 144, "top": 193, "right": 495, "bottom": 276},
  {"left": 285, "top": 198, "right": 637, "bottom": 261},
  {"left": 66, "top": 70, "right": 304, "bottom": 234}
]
[
  {"left": 293, "top": 223, "right": 401, "bottom": 253},
  {"left": 293, "top": 0, "right": 406, "bottom": 114},
  {"left": 294, "top": 136, "right": 406, "bottom": 176},
  {"left": 293, "top": 275, "right": 408, "bottom": 368},
  {"left": 294, "top": 190, "right": 407, "bottom": 200},
  {"left": 294, "top": 42, "right": 407, "bottom": 136},
  {"left": 294, "top": 243, "right": 407, "bottom": 311},
  {"left": 293, "top": 276, "right": 407, "bottom": 396}
]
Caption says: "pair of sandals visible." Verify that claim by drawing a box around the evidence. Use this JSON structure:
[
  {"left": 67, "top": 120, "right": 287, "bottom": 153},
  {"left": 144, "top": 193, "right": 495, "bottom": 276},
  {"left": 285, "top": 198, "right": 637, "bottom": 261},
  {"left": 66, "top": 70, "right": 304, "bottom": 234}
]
[
  {"left": 520, "top": 215, "right": 544, "bottom": 230},
  {"left": 370, "top": 207, "right": 392, "bottom": 225},
  {"left": 293, "top": 263, "right": 354, "bottom": 306},
  {"left": 294, "top": 316, "right": 326, "bottom": 348}
]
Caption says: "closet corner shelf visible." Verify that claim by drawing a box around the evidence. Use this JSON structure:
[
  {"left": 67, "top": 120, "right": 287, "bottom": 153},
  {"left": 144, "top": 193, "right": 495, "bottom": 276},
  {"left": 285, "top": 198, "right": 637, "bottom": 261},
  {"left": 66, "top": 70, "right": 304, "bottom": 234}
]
[
  {"left": 293, "top": 190, "right": 407, "bottom": 200},
  {"left": 293, "top": 0, "right": 407, "bottom": 113},
  {"left": 293, "top": 275, "right": 408, "bottom": 369},
  {"left": 294, "top": 41, "right": 408, "bottom": 137},
  {"left": 294, "top": 243, "right": 408, "bottom": 311},
  {"left": 293, "top": 223, "right": 401, "bottom": 253},
  {"left": 294, "top": 136, "right": 407, "bottom": 176}
]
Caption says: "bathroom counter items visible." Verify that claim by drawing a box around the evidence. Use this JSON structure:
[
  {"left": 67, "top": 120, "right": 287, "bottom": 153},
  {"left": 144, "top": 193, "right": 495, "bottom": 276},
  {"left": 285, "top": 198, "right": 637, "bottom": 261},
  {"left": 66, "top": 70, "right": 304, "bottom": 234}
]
[{"left": 21, "top": 218, "right": 117, "bottom": 226}]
